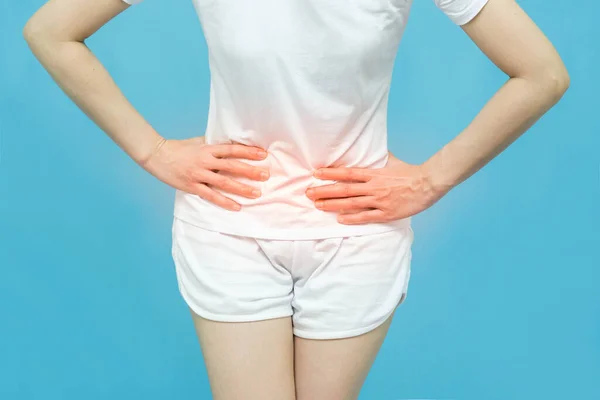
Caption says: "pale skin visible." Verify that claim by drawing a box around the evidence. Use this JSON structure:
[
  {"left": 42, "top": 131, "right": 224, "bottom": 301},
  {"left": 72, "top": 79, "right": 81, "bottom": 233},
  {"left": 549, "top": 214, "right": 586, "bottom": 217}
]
[{"left": 24, "top": 0, "right": 568, "bottom": 398}]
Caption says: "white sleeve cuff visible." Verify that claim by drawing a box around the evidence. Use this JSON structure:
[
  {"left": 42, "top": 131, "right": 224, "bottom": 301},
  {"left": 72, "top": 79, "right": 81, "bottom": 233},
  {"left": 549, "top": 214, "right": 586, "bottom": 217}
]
[
  {"left": 121, "top": 0, "right": 144, "bottom": 5},
  {"left": 437, "top": 0, "right": 490, "bottom": 26}
]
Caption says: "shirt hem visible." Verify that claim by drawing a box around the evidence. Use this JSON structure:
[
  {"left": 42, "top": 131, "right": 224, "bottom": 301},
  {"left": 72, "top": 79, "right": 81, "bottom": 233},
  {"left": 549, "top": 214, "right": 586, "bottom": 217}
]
[{"left": 173, "top": 209, "right": 411, "bottom": 240}]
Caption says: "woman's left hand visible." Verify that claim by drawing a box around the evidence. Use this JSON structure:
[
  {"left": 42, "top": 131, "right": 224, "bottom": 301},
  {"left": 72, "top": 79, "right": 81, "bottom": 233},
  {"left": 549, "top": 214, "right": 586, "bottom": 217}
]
[{"left": 305, "top": 152, "right": 448, "bottom": 225}]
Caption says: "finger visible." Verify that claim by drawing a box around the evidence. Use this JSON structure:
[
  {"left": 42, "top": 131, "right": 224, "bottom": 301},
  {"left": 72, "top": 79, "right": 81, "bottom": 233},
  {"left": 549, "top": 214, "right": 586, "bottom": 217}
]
[
  {"left": 200, "top": 170, "right": 262, "bottom": 199},
  {"left": 211, "top": 158, "right": 270, "bottom": 181},
  {"left": 314, "top": 168, "right": 371, "bottom": 182},
  {"left": 339, "top": 208, "right": 373, "bottom": 215},
  {"left": 306, "top": 182, "right": 370, "bottom": 200},
  {"left": 315, "top": 196, "right": 375, "bottom": 212},
  {"left": 194, "top": 184, "right": 241, "bottom": 211},
  {"left": 337, "top": 209, "right": 387, "bottom": 225},
  {"left": 210, "top": 144, "right": 268, "bottom": 160}
]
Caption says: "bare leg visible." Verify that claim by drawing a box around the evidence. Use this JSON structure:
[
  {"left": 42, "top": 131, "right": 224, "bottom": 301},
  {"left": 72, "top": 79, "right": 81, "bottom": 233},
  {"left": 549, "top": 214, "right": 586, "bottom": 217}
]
[
  {"left": 294, "top": 310, "right": 399, "bottom": 400},
  {"left": 189, "top": 309, "right": 296, "bottom": 400}
]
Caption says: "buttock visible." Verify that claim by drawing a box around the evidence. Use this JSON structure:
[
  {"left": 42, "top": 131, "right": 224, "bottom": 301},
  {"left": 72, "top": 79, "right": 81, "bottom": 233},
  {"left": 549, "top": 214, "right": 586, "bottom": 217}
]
[{"left": 171, "top": 216, "right": 414, "bottom": 340}]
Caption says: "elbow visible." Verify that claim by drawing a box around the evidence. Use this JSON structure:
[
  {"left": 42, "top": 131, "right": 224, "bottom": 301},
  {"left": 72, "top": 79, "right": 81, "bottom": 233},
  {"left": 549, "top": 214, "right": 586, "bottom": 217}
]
[
  {"left": 517, "top": 62, "right": 570, "bottom": 104},
  {"left": 23, "top": 15, "right": 63, "bottom": 49},
  {"left": 23, "top": 19, "right": 35, "bottom": 44},
  {"left": 23, "top": 17, "right": 44, "bottom": 47},
  {"left": 548, "top": 67, "right": 570, "bottom": 99},
  {"left": 24, "top": 17, "right": 84, "bottom": 54},
  {"left": 537, "top": 64, "right": 570, "bottom": 102}
]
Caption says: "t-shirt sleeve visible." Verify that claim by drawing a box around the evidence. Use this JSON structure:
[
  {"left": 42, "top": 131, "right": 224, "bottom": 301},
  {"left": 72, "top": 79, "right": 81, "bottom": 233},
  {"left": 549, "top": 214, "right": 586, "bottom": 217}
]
[{"left": 434, "top": 0, "right": 490, "bottom": 26}]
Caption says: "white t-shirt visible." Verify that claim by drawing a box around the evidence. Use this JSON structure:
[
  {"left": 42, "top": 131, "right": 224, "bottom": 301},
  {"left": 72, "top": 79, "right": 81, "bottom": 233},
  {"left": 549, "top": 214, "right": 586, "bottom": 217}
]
[{"left": 122, "top": 0, "right": 488, "bottom": 240}]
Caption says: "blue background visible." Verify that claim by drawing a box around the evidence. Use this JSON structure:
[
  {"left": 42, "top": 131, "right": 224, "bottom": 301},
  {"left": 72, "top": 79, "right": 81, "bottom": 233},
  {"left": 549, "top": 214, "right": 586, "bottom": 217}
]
[{"left": 1, "top": 1, "right": 598, "bottom": 399}]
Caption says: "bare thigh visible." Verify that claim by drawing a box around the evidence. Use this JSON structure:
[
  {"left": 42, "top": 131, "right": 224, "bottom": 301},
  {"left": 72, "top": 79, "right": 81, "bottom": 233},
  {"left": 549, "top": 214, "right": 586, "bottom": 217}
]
[
  {"left": 294, "top": 308, "right": 399, "bottom": 400},
  {"left": 189, "top": 309, "right": 296, "bottom": 400}
]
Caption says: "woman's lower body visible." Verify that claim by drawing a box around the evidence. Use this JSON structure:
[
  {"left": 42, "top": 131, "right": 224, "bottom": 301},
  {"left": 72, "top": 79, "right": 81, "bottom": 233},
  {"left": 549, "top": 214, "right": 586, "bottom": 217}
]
[{"left": 171, "top": 216, "right": 414, "bottom": 399}]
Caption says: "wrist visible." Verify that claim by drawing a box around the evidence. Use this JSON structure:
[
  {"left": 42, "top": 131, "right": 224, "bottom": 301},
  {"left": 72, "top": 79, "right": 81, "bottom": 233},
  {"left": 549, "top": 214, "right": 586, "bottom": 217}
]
[
  {"left": 421, "top": 148, "right": 459, "bottom": 197},
  {"left": 137, "top": 134, "right": 167, "bottom": 170}
]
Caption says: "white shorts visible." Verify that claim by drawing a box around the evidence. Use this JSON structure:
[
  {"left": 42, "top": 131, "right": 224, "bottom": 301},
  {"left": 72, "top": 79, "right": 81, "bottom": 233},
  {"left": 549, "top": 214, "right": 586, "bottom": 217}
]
[{"left": 171, "top": 216, "right": 414, "bottom": 340}]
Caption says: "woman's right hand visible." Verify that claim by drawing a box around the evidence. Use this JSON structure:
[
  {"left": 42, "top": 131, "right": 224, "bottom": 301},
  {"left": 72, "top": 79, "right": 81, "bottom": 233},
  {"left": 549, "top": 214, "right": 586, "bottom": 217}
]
[{"left": 142, "top": 136, "right": 270, "bottom": 211}]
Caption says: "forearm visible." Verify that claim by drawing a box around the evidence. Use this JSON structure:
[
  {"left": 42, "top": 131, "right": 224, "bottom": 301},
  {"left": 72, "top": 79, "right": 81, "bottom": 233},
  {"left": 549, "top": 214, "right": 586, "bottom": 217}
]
[
  {"left": 25, "top": 35, "right": 164, "bottom": 165},
  {"left": 422, "top": 73, "right": 569, "bottom": 193}
]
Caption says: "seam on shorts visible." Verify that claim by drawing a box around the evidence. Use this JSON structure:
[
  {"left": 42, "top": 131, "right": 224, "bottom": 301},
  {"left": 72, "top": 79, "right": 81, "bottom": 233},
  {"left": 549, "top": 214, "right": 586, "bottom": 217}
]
[
  {"left": 300, "top": 236, "right": 344, "bottom": 285},
  {"left": 292, "top": 290, "right": 408, "bottom": 340},
  {"left": 178, "top": 281, "right": 293, "bottom": 323}
]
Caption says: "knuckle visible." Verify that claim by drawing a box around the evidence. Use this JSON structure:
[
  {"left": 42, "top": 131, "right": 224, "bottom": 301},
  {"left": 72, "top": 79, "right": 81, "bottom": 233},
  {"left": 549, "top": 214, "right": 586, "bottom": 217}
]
[
  {"left": 214, "top": 176, "right": 229, "bottom": 187},
  {"left": 232, "top": 145, "right": 246, "bottom": 156},
  {"left": 341, "top": 184, "right": 352, "bottom": 196},
  {"left": 207, "top": 193, "right": 219, "bottom": 204},
  {"left": 221, "top": 146, "right": 233, "bottom": 156},
  {"left": 242, "top": 164, "right": 256, "bottom": 177},
  {"left": 184, "top": 166, "right": 198, "bottom": 182},
  {"left": 197, "top": 158, "right": 213, "bottom": 170},
  {"left": 221, "top": 159, "right": 236, "bottom": 171},
  {"left": 209, "top": 146, "right": 224, "bottom": 158},
  {"left": 194, "top": 185, "right": 208, "bottom": 198},
  {"left": 186, "top": 182, "right": 199, "bottom": 194},
  {"left": 378, "top": 187, "right": 392, "bottom": 199},
  {"left": 228, "top": 159, "right": 245, "bottom": 172}
]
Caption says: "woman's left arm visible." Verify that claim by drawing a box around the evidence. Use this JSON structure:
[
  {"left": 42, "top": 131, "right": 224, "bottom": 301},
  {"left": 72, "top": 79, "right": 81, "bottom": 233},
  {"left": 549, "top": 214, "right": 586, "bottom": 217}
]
[
  {"left": 307, "top": 0, "right": 569, "bottom": 225},
  {"left": 422, "top": 0, "right": 569, "bottom": 195}
]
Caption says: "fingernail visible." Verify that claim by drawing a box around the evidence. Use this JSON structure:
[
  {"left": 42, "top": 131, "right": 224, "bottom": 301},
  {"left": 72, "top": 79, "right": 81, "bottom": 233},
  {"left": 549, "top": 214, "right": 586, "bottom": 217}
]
[
  {"left": 306, "top": 188, "right": 314, "bottom": 197},
  {"left": 314, "top": 170, "right": 322, "bottom": 177},
  {"left": 315, "top": 200, "right": 323, "bottom": 208},
  {"left": 260, "top": 171, "right": 269, "bottom": 180},
  {"left": 258, "top": 150, "right": 268, "bottom": 157},
  {"left": 252, "top": 189, "right": 261, "bottom": 197},
  {"left": 233, "top": 204, "right": 241, "bottom": 211}
]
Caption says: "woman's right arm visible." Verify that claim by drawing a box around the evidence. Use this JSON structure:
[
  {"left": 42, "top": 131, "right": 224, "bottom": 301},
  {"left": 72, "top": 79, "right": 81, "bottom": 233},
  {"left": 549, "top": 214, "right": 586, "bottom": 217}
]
[{"left": 23, "top": 0, "right": 269, "bottom": 211}]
